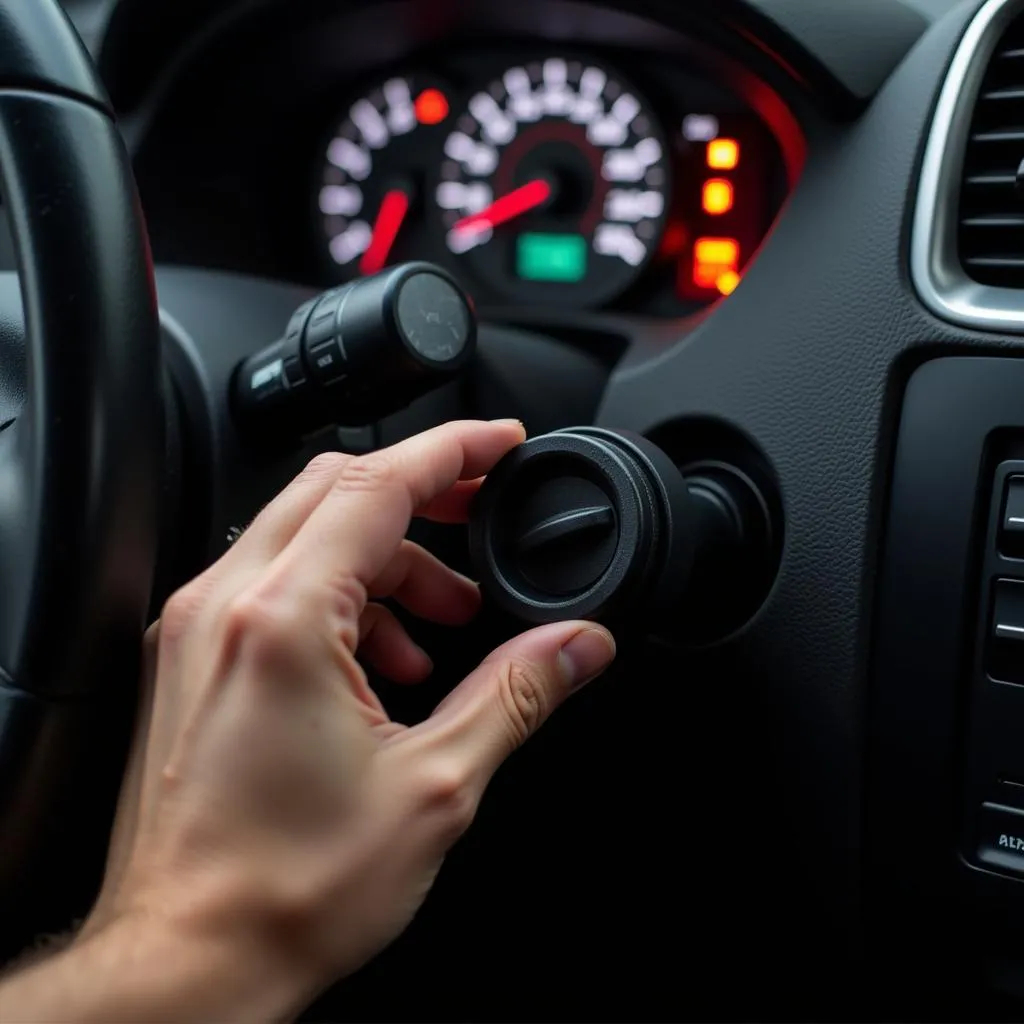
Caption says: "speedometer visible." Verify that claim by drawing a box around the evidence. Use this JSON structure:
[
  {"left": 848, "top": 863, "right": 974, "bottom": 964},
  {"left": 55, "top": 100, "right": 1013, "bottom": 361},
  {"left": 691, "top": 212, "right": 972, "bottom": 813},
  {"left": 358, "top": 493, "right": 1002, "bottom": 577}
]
[{"left": 435, "top": 57, "right": 669, "bottom": 307}]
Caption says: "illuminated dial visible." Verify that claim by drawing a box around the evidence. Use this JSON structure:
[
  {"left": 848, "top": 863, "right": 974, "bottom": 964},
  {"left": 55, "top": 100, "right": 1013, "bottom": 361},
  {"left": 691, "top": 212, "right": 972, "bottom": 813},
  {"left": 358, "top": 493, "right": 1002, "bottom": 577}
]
[
  {"left": 319, "top": 75, "right": 453, "bottom": 278},
  {"left": 436, "top": 57, "right": 669, "bottom": 307}
]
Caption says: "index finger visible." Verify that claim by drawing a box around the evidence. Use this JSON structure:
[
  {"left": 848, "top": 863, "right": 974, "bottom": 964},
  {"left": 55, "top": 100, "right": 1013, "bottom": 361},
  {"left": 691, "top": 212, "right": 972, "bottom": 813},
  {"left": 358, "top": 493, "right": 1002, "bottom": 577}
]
[{"left": 280, "top": 419, "right": 525, "bottom": 586}]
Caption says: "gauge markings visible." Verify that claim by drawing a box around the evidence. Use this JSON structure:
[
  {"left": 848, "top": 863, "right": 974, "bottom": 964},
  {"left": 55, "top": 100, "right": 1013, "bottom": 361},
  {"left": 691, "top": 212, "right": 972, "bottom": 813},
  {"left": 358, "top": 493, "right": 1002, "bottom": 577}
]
[
  {"left": 320, "top": 75, "right": 452, "bottom": 275},
  {"left": 436, "top": 56, "right": 669, "bottom": 305}
]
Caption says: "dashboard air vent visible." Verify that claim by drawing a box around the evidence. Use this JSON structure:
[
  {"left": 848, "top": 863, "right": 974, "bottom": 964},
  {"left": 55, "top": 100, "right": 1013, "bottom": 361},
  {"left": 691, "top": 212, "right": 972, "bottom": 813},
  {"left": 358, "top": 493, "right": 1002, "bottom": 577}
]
[{"left": 959, "top": 14, "right": 1024, "bottom": 288}]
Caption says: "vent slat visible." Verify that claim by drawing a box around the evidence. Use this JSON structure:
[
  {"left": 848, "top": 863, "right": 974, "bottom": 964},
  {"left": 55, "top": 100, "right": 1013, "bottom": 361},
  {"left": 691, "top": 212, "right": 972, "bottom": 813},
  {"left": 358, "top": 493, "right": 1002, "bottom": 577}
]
[
  {"left": 962, "top": 214, "right": 1024, "bottom": 226},
  {"left": 965, "top": 256, "right": 1024, "bottom": 268},
  {"left": 981, "top": 87, "right": 1024, "bottom": 101},
  {"left": 965, "top": 173, "right": 1017, "bottom": 185},
  {"left": 959, "top": 23, "right": 1024, "bottom": 287},
  {"left": 971, "top": 129, "right": 1024, "bottom": 142}
]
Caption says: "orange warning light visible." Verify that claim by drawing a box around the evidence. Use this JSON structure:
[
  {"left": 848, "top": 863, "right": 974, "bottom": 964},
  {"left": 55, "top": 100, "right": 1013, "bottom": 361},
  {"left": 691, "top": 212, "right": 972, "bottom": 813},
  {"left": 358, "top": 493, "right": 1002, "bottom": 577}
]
[
  {"left": 707, "top": 138, "right": 740, "bottom": 170},
  {"left": 702, "top": 178, "right": 734, "bottom": 215},
  {"left": 716, "top": 269, "right": 741, "bottom": 295},
  {"left": 415, "top": 88, "right": 449, "bottom": 125},
  {"left": 693, "top": 237, "right": 740, "bottom": 289}
]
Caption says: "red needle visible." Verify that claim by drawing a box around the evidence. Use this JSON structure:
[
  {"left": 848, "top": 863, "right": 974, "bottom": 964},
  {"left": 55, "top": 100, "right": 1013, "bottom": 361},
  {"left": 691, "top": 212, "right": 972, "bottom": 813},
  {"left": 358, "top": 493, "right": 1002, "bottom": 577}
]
[
  {"left": 360, "top": 188, "right": 411, "bottom": 275},
  {"left": 453, "top": 179, "right": 552, "bottom": 235}
]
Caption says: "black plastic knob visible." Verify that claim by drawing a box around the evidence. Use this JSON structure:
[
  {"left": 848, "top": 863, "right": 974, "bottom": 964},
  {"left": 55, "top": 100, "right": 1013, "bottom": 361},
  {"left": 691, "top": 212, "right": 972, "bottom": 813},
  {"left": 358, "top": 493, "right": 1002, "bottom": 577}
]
[
  {"left": 233, "top": 262, "right": 476, "bottom": 439},
  {"left": 469, "top": 428, "right": 694, "bottom": 624},
  {"left": 468, "top": 427, "right": 775, "bottom": 643}
]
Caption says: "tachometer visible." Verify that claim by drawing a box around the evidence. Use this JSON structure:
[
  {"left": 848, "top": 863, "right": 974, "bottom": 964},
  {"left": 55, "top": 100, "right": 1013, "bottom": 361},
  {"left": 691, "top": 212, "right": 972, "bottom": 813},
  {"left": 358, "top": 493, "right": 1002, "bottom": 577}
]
[
  {"left": 435, "top": 57, "right": 669, "bottom": 307},
  {"left": 319, "top": 75, "right": 453, "bottom": 278}
]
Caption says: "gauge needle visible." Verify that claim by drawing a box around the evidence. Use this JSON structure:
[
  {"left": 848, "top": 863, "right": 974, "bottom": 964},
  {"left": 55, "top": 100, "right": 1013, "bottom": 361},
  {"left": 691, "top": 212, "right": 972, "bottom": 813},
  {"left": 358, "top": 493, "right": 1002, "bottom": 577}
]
[
  {"left": 453, "top": 179, "right": 552, "bottom": 237},
  {"left": 360, "top": 188, "right": 411, "bottom": 276}
]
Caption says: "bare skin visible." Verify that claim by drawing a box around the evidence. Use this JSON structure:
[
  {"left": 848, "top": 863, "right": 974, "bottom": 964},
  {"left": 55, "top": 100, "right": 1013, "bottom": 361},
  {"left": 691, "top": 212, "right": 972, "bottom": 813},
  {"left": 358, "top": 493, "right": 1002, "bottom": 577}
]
[{"left": 0, "top": 420, "right": 615, "bottom": 1022}]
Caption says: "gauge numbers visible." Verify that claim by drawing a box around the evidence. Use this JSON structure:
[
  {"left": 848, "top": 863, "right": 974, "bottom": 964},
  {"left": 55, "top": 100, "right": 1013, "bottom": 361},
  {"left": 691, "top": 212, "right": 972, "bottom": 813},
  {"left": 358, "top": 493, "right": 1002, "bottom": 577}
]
[
  {"left": 320, "top": 76, "right": 451, "bottom": 276},
  {"left": 435, "top": 56, "right": 669, "bottom": 306}
]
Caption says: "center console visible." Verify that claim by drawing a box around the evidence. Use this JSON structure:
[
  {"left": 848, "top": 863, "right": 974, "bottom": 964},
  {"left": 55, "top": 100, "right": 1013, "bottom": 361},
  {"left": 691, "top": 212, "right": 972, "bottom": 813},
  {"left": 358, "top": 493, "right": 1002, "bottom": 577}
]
[{"left": 871, "top": 355, "right": 1024, "bottom": 1010}]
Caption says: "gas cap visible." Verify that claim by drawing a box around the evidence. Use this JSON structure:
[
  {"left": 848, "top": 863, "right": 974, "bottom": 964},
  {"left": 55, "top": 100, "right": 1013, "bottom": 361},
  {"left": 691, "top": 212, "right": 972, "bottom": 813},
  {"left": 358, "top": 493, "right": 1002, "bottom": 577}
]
[{"left": 468, "top": 427, "right": 695, "bottom": 625}]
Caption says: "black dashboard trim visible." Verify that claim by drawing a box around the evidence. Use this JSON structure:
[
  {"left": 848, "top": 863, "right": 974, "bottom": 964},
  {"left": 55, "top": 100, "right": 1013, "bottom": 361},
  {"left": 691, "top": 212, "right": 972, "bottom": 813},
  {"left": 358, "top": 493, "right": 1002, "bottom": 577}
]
[
  {"left": 744, "top": 0, "right": 932, "bottom": 105},
  {"left": 95, "top": 0, "right": 894, "bottom": 124}
]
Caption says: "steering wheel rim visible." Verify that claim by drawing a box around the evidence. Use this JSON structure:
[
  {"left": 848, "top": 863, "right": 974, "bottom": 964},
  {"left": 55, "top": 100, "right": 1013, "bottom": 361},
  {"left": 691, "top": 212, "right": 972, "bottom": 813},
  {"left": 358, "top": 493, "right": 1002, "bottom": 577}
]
[{"left": 0, "top": 0, "right": 161, "bottom": 916}]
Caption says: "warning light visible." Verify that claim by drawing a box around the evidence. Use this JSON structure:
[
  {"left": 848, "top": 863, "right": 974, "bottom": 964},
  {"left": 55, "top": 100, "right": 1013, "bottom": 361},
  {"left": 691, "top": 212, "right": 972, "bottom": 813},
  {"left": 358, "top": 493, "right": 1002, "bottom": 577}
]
[
  {"left": 415, "top": 88, "right": 449, "bottom": 125},
  {"left": 716, "top": 270, "right": 741, "bottom": 295},
  {"left": 693, "top": 237, "right": 740, "bottom": 289},
  {"left": 702, "top": 178, "right": 734, "bottom": 215},
  {"left": 517, "top": 233, "right": 588, "bottom": 282},
  {"left": 660, "top": 222, "right": 688, "bottom": 257},
  {"left": 707, "top": 138, "right": 740, "bottom": 170}
]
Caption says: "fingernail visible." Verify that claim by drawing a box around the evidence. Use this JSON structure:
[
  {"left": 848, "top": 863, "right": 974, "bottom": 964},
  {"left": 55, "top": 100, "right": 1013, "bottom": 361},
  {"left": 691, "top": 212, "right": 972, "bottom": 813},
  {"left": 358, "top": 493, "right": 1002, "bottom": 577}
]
[
  {"left": 559, "top": 628, "right": 616, "bottom": 690},
  {"left": 491, "top": 418, "right": 524, "bottom": 428}
]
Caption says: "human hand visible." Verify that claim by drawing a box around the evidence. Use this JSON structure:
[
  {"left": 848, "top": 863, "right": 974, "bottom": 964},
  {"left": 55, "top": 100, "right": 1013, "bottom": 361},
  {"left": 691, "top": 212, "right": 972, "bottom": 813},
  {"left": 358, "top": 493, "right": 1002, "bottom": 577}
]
[{"left": 79, "top": 420, "right": 615, "bottom": 1018}]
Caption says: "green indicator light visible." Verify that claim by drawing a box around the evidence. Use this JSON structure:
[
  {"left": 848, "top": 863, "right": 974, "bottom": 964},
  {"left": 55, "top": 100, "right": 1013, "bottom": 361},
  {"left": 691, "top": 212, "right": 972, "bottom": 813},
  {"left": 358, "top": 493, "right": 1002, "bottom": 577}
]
[{"left": 516, "top": 233, "right": 588, "bottom": 283}]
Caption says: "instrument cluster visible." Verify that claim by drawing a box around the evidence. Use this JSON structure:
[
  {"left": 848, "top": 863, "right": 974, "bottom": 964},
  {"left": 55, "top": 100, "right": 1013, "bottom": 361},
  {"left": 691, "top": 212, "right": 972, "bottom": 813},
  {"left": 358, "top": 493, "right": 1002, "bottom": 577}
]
[{"left": 313, "top": 47, "right": 795, "bottom": 315}]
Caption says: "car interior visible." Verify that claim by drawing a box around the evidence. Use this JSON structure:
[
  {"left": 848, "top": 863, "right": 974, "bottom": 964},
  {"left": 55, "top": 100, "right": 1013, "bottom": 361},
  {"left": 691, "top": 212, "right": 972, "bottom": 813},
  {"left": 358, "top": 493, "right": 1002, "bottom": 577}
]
[{"left": 8, "top": 0, "right": 1024, "bottom": 1018}]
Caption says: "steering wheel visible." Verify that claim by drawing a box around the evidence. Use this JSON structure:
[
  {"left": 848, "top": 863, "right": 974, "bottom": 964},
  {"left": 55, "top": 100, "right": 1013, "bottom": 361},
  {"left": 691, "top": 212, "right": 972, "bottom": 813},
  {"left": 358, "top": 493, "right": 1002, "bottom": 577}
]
[{"left": 0, "top": 2, "right": 161, "bottom": 938}]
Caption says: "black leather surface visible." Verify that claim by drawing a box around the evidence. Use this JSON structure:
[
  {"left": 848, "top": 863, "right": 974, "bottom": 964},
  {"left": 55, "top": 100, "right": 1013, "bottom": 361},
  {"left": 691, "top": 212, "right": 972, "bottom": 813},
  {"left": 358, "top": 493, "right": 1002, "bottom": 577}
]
[
  {"left": 0, "top": 676, "right": 133, "bottom": 957},
  {"left": 0, "top": 0, "right": 161, "bottom": 936},
  {"left": 0, "top": 1, "right": 111, "bottom": 109},
  {"left": 0, "top": 94, "right": 161, "bottom": 698},
  {"left": 0, "top": 274, "right": 23, "bottom": 427}
]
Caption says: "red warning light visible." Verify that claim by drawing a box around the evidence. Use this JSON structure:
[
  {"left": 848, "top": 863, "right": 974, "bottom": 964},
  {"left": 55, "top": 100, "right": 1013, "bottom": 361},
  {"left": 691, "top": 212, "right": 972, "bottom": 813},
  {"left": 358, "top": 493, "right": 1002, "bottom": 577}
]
[
  {"left": 660, "top": 222, "right": 688, "bottom": 257},
  {"left": 415, "top": 88, "right": 449, "bottom": 125}
]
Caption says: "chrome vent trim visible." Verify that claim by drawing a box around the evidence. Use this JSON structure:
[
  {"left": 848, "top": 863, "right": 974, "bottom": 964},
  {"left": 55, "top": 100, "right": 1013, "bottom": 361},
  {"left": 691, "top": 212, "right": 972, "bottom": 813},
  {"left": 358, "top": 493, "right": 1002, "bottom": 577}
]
[{"left": 911, "top": 0, "right": 1024, "bottom": 332}]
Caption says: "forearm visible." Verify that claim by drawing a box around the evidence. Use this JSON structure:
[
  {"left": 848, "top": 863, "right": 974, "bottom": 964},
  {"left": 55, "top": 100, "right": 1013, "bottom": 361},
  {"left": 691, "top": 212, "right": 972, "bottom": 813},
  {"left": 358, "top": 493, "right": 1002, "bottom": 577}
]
[{"left": 0, "top": 915, "right": 308, "bottom": 1024}]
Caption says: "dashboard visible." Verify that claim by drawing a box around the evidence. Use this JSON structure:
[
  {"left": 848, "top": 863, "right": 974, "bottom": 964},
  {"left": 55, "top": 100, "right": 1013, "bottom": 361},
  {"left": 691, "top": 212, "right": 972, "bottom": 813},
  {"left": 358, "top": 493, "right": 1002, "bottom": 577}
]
[
  {"left": 23, "top": 0, "right": 1024, "bottom": 1020},
  {"left": 123, "top": 1, "right": 805, "bottom": 321},
  {"left": 309, "top": 49, "right": 788, "bottom": 312}
]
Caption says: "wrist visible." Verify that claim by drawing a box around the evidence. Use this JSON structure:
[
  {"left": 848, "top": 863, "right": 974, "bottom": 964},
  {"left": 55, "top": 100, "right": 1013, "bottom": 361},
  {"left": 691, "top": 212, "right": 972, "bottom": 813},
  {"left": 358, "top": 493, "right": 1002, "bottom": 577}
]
[
  {"left": 96, "top": 907, "right": 317, "bottom": 1022},
  {"left": 1, "top": 907, "right": 316, "bottom": 1023}
]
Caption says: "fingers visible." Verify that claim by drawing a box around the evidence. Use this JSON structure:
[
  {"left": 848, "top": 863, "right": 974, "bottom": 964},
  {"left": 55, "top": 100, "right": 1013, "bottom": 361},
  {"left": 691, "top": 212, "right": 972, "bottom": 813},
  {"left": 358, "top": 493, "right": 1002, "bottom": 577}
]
[
  {"left": 282, "top": 420, "right": 525, "bottom": 587},
  {"left": 228, "top": 451, "right": 354, "bottom": 562},
  {"left": 369, "top": 541, "right": 480, "bottom": 625},
  {"left": 358, "top": 604, "right": 433, "bottom": 685},
  {"left": 233, "top": 421, "right": 523, "bottom": 567},
  {"left": 357, "top": 538, "right": 483, "bottom": 682},
  {"left": 417, "top": 478, "right": 485, "bottom": 524},
  {"left": 400, "top": 621, "right": 616, "bottom": 787}
]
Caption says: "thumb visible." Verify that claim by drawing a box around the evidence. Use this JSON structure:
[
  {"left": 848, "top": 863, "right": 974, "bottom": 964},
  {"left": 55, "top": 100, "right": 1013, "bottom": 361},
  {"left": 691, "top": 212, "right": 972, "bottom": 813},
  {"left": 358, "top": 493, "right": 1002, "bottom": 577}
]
[{"left": 415, "top": 621, "right": 616, "bottom": 783}]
